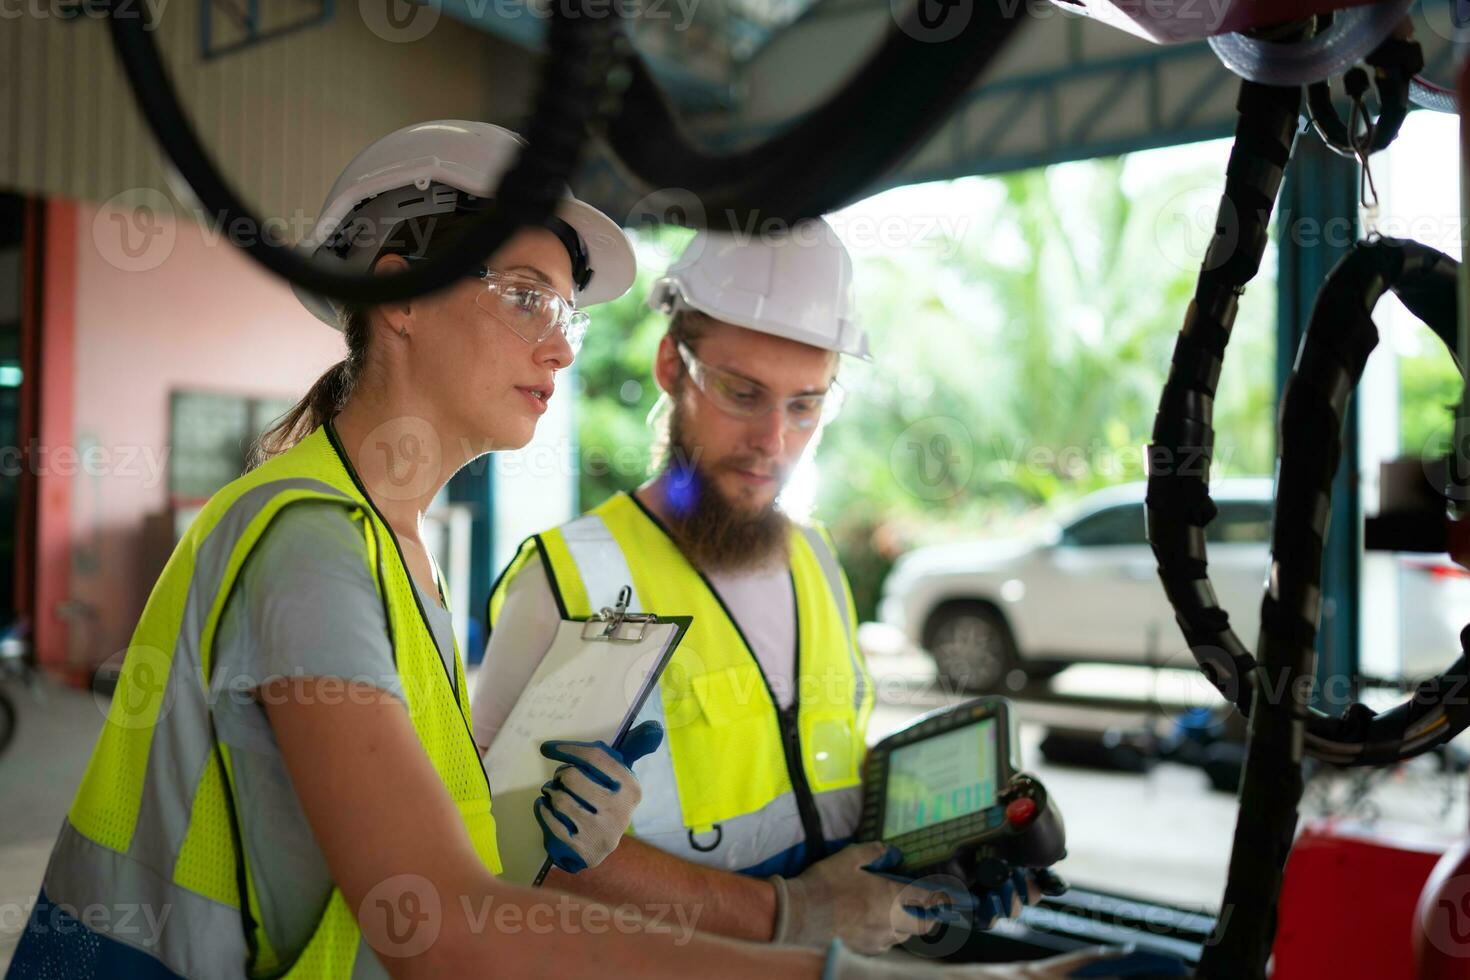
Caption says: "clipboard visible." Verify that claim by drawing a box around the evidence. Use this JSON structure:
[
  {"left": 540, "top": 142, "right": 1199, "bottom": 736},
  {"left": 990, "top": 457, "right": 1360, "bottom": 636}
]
[{"left": 482, "top": 586, "right": 692, "bottom": 886}]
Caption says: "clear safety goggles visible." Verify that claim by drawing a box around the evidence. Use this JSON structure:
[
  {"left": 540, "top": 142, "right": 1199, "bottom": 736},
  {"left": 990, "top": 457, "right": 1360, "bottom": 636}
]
[
  {"left": 400, "top": 255, "right": 589, "bottom": 354},
  {"left": 676, "top": 340, "right": 844, "bottom": 432},
  {"left": 473, "top": 268, "right": 590, "bottom": 355}
]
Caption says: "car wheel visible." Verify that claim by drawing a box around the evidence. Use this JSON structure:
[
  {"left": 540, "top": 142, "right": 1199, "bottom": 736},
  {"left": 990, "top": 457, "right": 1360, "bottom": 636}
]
[{"left": 923, "top": 603, "right": 1018, "bottom": 693}]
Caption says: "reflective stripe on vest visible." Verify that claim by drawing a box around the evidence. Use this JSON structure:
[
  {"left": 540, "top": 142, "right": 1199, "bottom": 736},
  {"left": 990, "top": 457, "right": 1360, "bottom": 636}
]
[
  {"left": 29, "top": 425, "right": 499, "bottom": 980},
  {"left": 490, "top": 492, "right": 873, "bottom": 876}
]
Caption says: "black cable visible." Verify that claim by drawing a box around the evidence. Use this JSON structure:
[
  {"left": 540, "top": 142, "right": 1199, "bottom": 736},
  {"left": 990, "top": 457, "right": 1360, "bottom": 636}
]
[
  {"left": 110, "top": 0, "right": 1030, "bottom": 287},
  {"left": 105, "top": 0, "right": 616, "bottom": 308},
  {"left": 602, "top": 0, "right": 1029, "bottom": 227},
  {"left": 1140, "top": 78, "right": 1300, "bottom": 980},
  {"left": 1200, "top": 239, "right": 1467, "bottom": 980},
  {"left": 1145, "top": 80, "right": 1302, "bottom": 736},
  {"left": 1306, "top": 36, "right": 1422, "bottom": 159},
  {"left": 1145, "top": 73, "right": 1467, "bottom": 770},
  {"left": 1271, "top": 239, "right": 1467, "bottom": 768}
]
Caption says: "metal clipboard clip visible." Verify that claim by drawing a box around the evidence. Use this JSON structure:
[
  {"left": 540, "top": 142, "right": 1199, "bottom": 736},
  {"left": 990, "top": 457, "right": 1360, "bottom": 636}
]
[{"left": 581, "top": 585, "right": 659, "bottom": 643}]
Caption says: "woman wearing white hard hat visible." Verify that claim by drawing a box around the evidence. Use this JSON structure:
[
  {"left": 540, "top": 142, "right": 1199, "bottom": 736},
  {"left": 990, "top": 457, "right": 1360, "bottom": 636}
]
[
  {"left": 11, "top": 120, "right": 704, "bottom": 980},
  {"left": 7, "top": 121, "right": 1135, "bottom": 980}
]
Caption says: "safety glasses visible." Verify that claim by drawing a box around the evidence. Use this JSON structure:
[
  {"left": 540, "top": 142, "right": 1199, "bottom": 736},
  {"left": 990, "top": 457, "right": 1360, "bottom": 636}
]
[
  {"left": 473, "top": 268, "right": 590, "bottom": 355},
  {"left": 400, "top": 255, "right": 589, "bottom": 354},
  {"left": 676, "top": 340, "right": 844, "bottom": 432}
]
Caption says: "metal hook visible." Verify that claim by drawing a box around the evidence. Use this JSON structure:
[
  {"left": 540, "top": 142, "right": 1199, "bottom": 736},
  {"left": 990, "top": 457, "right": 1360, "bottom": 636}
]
[{"left": 1345, "top": 89, "right": 1381, "bottom": 232}]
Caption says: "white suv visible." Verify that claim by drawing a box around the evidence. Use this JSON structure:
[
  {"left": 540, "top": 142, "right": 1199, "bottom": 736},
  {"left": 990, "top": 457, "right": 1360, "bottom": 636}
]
[{"left": 878, "top": 479, "right": 1470, "bottom": 692}]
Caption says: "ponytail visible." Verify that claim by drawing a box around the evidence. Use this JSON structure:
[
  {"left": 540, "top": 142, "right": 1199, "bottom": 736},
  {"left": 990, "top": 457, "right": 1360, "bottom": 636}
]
[
  {"left": 251, "top": 207, "right": 484, "bottom": 467},
  {"left": 249, "top": 307, "right": 369, "bottom": 467}
]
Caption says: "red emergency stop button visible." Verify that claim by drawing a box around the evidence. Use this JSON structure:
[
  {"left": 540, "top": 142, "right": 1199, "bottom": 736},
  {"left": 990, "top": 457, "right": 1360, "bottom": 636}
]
[{"left": 1005, "top": 798, "right": 1038, "bottom": 827}]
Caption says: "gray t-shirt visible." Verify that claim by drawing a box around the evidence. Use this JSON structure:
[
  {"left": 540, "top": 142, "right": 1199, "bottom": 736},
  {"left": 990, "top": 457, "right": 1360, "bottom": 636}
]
[{"left": 209, "top": 502, "right": 455, "bottom": 967}]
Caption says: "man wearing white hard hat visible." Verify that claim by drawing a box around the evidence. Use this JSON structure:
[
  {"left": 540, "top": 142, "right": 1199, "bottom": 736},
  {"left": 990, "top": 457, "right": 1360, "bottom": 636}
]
[
  {"left": 8, "top": 114, "right": 1135, "bottom": 980},
  {"left": 473, "top": 221, "right": 1043, "bottom": 954}
]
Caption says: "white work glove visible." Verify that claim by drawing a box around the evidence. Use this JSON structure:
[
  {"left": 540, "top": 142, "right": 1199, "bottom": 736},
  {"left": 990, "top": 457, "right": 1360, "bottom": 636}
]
[
  {"left": 771, "top": 841, "right": 954, "bottom": 954},
  {"left": 534, "top": 720, "right": 664, "bottom": 874},
  {"left": 824, "top": 942, "right": 1171, "bottom": 979}
]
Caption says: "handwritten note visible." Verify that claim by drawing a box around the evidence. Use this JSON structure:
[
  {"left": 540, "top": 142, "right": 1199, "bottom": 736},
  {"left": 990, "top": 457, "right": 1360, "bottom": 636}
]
[{"left": 482, "top": 617, "right": 686, "bottom": 885}]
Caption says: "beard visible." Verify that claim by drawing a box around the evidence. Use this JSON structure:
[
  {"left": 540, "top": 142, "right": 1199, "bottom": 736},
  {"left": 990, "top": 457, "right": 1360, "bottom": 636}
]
[{"left": 660, "top": 400, "right": 792, "bottom": 575}]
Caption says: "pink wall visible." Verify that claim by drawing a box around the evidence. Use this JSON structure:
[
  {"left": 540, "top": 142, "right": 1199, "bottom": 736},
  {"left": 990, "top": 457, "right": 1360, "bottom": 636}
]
[
  {"left": 30, "top": 200, "right": 76, "bottom": 676},
  {"left": 66, "top": 199, "right": 344, "bottom": 669}
]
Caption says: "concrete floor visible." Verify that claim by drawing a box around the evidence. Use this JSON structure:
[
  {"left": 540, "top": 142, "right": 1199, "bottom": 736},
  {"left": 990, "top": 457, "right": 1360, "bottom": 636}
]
[
  {"left": 0, "top": 674, "right": 107, "bottom": 967},
  {"left": 2, "top": 644, "right": 1466, "bottom": 970}
]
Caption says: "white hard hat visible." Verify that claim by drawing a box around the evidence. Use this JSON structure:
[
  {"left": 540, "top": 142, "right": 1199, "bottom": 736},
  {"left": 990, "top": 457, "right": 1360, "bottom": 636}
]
[
  {"left": 293, "top": 120, "right": 636, "bottom": 329},
  {"left": 647, "top": 218, "right": 870, "bottom": 360}
]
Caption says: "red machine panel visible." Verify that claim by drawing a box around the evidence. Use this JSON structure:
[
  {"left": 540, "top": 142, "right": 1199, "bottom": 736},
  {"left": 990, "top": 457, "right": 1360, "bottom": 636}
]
[{"left": 1274, "top": 821, "right": 1447, "bottom": 980}]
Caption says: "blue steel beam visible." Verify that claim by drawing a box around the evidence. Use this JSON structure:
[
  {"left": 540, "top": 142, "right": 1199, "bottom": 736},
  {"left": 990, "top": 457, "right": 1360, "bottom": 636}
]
[
  {"left": 201, "top": 0, "right": 333, "bottom": 60},
  {"left": 1276, "top": 134, "right": 1362, "bottom": 713}
]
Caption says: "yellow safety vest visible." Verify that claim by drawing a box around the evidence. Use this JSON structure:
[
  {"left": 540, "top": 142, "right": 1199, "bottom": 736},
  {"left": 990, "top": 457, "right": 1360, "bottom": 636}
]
[
  {"left": 19, "top": 424, "right": 498, "bottom": 979},
  {"left": 489, "top": 491, "right": 873, "bottom": 876}
]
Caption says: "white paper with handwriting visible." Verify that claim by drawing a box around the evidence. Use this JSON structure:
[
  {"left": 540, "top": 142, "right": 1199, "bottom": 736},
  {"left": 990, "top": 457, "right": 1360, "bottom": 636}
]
[{"left": 482, "top": 616, "right": 687, "bottom": 885}]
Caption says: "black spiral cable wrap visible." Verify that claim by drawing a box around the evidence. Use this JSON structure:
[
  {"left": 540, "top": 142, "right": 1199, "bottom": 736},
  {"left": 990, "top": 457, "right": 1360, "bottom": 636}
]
[
  {"left": 1198, "top": 237, "right": 1466, "bottom": 980},
  {"left": 105, "top": 0, "right": 616, "bottom": 308},
  {"left": 1140, "top": 79, "right": 1300, "bottom": 980},
  {"left": 602, "top": 1, "right": 1029, "bottom": 226},
  {"left": 1268, "top": 239, "right": 1468, "bottom": 762},
  {"left": 1146, "top": 87, "right": 1468, "bottom": 768},
  {"left": 1145, "top": 79, "right": 1302, "bottom": 734}
]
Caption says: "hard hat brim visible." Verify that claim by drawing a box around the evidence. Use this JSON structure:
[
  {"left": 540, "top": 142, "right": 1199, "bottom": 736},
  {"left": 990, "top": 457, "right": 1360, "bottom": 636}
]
[
  {"left": 554, "top": 197, "right": 635, "bottom": 307},
  {"left": 292, "top": 199, "right": 635, "bottom": 331}
]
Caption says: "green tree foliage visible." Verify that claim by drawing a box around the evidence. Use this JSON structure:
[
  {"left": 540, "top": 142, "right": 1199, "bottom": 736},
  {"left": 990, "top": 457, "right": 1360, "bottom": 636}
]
[
  {"left": 1400, "top": 348, "right": 1462, "bottom": 461},
  {"left": 575, "top": 226, "right": 694, "bottom": 504},
  {"left": 816, "top": 154, "right": 1277, "bottom": 618},
  {"left": 574, "top": 149, "right": 1279, "bottom": 619}
]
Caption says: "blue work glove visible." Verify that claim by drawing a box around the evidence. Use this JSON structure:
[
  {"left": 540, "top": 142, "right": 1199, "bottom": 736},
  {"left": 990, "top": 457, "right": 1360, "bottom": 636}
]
[
  {"left": 862, "top": 846, "right": 976, "bottom": 926},
  {"left": 974, "top": 868, "right": 1043, "bottom": 928},
  {"left": 534, "top": 720, "right": 664, "bottom": 874}
]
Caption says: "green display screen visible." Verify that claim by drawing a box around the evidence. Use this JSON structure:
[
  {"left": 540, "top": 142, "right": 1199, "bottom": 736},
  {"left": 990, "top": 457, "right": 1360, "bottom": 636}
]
[{"left": 882, "top": 719, "right": 999, "bottom": 838}]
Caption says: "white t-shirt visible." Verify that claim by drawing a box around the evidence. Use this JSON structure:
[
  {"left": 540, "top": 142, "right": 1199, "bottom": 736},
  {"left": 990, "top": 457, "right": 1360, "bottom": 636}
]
[{"left": 470, "top": 550, "right": 797, "bottom": 751}]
